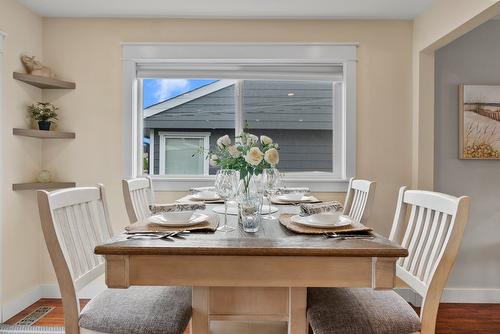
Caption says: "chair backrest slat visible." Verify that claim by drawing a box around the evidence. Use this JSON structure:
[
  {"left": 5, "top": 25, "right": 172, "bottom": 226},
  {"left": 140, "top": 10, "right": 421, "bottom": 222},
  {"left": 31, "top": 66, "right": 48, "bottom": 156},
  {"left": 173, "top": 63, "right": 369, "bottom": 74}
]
[
  {"left": 401, "top": 205, "right": 427, "bottom": 270},
  {"left": 389, "top": 187, "right": 470, "bottom": 333},
  {"left": 342, "top": 178, "right": 376, "bottom": 225},
  {"left": 38, "top": 185, "right": 114, "bottom": 334},
  {"left": 122, "top": 177, "right": 154, "bottom": 223},
  {"left": 409, "top": 208, "right": 435, "bottom": 275}
]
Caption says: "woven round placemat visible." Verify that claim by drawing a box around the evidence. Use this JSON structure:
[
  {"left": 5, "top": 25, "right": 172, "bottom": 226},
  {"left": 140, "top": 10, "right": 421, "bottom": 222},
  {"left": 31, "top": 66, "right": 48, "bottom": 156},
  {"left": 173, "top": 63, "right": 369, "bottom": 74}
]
[{"left": 279, "top": 214, "right": 372, "bottom": 235}]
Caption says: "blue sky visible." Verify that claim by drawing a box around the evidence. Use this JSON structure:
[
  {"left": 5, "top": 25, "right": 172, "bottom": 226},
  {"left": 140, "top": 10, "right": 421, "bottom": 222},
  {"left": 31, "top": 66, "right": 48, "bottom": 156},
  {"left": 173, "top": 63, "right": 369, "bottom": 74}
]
[{"left": 143, "top": 79, "right": 216, "bottom": 108}]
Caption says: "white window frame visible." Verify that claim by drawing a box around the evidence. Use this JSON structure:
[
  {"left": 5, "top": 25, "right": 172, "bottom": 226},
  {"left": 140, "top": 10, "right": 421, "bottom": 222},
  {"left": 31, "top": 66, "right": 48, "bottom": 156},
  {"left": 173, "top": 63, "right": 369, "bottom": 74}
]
[
  {"left": 158, "top": 131, "right": 210, "bottom": 176},
  {"left": 122, "top": 43, "right": 357, "bottom": 192}
]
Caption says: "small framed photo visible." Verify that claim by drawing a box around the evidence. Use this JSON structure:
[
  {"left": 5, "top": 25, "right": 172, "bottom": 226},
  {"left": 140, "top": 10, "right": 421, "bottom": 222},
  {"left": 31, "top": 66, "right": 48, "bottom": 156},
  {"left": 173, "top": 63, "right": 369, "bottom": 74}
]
[{"left": 459, "top": 84, "right": 500, "bottom": 159}]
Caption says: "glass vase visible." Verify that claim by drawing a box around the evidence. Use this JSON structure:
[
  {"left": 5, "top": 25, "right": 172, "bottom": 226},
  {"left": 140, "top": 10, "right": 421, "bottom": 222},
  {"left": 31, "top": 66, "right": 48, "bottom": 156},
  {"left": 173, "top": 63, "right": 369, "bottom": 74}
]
[{"left": 238, "top": 175, "right": 263, "bottom": 233}]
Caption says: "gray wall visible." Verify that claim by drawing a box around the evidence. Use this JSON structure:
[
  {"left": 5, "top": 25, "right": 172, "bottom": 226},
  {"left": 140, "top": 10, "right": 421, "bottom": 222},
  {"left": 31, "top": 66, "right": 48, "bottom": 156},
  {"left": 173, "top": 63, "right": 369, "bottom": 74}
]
[{"left": 435, "top": 20, "right": 500, "bottom": 292}]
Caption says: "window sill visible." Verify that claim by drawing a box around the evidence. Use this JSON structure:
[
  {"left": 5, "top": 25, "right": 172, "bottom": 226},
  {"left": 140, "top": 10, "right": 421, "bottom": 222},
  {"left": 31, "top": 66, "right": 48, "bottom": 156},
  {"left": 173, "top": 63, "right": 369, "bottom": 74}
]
[{"left": 150, "top": 175, "right": 349, "bottom": 192}]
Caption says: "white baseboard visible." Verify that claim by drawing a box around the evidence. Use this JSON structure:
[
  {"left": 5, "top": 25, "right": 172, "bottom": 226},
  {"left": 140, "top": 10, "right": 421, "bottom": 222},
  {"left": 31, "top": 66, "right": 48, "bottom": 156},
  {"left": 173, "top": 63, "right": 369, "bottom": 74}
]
[
  {"left": 441, "top": 288, "right": 500, "bottom": 303},
  {"left": 2, "top": 286, "right": 42, "bottom": 322},
  {"left": 1, "top": 277, "right": 105, "bottom": 322},
  {"left": 40, "top": 277, "right": 106, "bottom": 299},
  {"left": 396, "top": 287, "right": 500, "bottom": 305}
]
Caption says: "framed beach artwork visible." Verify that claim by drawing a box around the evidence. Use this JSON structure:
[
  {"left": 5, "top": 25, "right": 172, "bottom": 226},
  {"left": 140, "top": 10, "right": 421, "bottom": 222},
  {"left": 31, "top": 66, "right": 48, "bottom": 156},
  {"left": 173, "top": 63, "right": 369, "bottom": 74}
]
[{"left": 459, "top": 84, "right": 500, "bottom": 159}]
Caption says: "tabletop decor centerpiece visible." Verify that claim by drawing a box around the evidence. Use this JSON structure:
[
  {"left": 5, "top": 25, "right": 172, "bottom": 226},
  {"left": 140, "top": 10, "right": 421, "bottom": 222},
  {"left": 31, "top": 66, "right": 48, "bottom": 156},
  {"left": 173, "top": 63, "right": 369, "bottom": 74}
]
[
  {"left": 209, "top": 131, "right": 280, "bottom": 232},
  {"left": 27, "top": 102, "right": 58, "bottom": 131}
]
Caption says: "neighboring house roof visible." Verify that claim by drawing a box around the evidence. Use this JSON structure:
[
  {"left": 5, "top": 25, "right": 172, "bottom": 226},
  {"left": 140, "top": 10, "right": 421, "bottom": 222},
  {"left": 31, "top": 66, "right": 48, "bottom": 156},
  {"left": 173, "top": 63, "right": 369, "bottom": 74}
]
[{"left": 144, "top": 80, "right": 237, "bottom": 118}]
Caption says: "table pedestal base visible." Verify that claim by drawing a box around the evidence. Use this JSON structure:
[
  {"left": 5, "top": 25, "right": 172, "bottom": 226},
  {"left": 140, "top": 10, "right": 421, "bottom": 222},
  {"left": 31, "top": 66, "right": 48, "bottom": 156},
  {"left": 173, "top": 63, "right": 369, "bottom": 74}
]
[{"left": 192, "top": 287, "right": 307, "bottom": 334}]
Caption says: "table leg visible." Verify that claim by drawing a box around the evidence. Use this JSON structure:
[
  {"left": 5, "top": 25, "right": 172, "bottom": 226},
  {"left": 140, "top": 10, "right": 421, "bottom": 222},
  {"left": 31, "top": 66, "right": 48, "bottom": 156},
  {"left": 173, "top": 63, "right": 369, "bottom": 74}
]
[
  {"left": 192, "top": 287, "right": 209, "bottom": 334},
  {"left": 288, "top": 287, "right": 307, "bottom": 334}
]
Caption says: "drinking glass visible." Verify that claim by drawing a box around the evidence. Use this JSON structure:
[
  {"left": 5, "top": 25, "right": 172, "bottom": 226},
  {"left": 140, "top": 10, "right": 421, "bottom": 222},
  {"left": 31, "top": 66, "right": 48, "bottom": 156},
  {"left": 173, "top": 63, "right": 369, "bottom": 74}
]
[
  {"left": 262, "top": 168, "right": 283, "bottom": 220},
  {"left": 215, "top": 169, "right": 239, "bottom": 232}
]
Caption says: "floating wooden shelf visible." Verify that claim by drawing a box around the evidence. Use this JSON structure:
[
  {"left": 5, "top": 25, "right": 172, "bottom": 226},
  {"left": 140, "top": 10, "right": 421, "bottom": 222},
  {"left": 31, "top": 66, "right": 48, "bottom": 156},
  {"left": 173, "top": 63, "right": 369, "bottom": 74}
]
[
  {"left": 13, "top": 128, "right": 76, "bottom": 139},
  {"left": 12, "top": 182, "right": 76, "bottom": 191},
  {"left": 13, "top": 72, "right": 76, "bottom": 89}
]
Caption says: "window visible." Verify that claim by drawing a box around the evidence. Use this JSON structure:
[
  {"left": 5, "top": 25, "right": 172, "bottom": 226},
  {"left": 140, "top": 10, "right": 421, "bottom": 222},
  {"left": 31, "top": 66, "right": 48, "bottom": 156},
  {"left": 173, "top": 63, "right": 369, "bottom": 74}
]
[
  {"left": 157, "top": 132, "right": 210, "bottom": 175},
  {"left": 143, "top": 79, "right": 341, "bottom": 177},
  {"left": 123, "top": 43, "right": 357, "bottom": 191}
]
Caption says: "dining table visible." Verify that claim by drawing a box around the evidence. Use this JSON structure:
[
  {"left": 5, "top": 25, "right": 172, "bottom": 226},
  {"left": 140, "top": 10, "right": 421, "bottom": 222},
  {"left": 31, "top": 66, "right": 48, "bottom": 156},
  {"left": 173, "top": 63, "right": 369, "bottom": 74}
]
[{"left": 94, "top": 203, "right": 408, "bottom": 334}]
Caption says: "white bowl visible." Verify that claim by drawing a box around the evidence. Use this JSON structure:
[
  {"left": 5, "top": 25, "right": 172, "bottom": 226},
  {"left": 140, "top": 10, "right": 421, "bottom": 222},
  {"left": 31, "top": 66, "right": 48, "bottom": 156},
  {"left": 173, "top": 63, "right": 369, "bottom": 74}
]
[
  {"left": 160, "top": 210, "right": 195, "bottom": 224},
  {"left": 280, "top": 193, "right": 305, "bottom": 201},
  {"left": 305, "top": 212, "right": 339, "bottom": 225},
  {"left": 195, "top": 190, "right": 220, "bottom": 200}
]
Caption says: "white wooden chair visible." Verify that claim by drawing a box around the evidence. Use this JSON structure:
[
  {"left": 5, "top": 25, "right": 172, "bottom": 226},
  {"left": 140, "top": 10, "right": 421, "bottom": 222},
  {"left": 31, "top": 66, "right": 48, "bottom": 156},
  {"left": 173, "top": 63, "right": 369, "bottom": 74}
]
[
  {"left": 308, "top": 187, "right": 470, "bottom": 334},
  {"left": 342, "top": 177, "right": 377, "bottom": 224},
  {"left": 122, "top": 176, "right": 155, "bottom": 223},
  {"left": 37, "top": 185, "right": 191, "bottom": 334}
]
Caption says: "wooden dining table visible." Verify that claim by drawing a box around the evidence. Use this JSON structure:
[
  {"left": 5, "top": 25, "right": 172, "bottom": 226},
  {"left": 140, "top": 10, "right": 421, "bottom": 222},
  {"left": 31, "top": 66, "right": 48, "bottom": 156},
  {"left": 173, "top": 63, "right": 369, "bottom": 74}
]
[{"left": 94, "top": 204, "right": 408, "bottom": 334}]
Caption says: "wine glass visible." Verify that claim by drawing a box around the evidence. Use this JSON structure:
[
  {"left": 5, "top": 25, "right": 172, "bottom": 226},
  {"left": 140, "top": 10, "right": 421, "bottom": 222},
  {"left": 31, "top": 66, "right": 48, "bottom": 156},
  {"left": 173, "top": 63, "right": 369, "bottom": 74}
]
[
  {"left": 215, "top": 169, "right": 238, "bottom": 232},
  {"left": 262, "top": 168, "right": 283, "bottom": 220}
]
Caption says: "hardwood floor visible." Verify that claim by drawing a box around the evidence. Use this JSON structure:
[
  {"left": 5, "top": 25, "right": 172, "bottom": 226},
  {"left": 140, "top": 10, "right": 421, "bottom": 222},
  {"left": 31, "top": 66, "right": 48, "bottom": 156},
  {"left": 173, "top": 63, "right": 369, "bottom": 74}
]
[{"left": 5, "top": 299, "right": 500, "bottom": 333}]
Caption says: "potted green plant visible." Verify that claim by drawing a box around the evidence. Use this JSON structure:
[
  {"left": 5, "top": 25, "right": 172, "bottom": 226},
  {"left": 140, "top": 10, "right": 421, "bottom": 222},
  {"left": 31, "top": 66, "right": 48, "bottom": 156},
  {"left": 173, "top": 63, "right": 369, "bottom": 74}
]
[{"left": 27, "top": 102, "right": 58, "bottom": 131}]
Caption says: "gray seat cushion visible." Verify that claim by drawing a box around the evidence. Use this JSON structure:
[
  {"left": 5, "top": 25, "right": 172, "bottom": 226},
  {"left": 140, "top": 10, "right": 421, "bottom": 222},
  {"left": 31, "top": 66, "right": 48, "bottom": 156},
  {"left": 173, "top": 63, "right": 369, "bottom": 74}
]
[
  {"left": 307, "top": 288, "right": 421, "bottom": 334},
  {"left": 79, "top": 286, "right": 191, "bottom": 334}
]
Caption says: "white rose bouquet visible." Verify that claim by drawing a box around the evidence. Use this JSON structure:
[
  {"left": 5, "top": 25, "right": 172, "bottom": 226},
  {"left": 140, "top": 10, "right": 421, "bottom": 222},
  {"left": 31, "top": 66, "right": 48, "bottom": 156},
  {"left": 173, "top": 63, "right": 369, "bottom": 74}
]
[{"left": 209, "top": 132, "right": 280, "bottom": 192}]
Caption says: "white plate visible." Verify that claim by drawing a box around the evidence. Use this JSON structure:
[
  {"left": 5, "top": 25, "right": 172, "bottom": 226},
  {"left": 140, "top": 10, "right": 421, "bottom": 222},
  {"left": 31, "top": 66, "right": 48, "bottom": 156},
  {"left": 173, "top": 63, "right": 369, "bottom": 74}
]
[
  {"left": 291, "top": 212, "right": 352, "bottom": 228},
  {"left": 276, "top": 194, "right": 312, "bottom": 202},
  {"left": 148, "top": 213, "right": 208, "bottom": 227},
  {"left": 212, "top": 204, "right": 279, "bottom": 215},
  {"left": 191, "top": 191, "right": 221, "bottom": 201}
]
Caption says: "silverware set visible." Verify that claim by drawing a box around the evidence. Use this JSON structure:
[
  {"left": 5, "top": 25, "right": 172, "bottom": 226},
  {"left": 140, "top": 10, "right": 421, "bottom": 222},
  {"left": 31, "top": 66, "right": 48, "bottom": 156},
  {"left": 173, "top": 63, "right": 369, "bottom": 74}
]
[
  {"left": 126, "top": 230, "right": 190, "bottom": 240},
  {"left": 323, "top": 232, "right": 374, "bottom": 240}
]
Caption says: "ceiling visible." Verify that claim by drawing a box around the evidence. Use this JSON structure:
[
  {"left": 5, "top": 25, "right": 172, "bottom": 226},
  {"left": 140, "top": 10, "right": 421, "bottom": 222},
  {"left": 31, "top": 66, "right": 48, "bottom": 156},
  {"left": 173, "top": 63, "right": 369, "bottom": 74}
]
[{"left": 18, "top": 0, "right": 434, "bottom": 20}]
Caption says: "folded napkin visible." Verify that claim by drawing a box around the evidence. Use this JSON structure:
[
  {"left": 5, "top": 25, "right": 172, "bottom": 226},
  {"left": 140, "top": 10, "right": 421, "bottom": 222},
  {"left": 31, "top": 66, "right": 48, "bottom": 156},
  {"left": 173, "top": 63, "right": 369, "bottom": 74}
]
[
  {"left": 300, "top": 201, "right": 343, "bottom": 215},
  {"left": 278, "top": 187, "right": 310, "bottom": 194},
  {"left": 150, "top": 203, "right": 206, "bottom": 214},
  {"left": 189, "top": 186, "right": 216, "bottom": 194}
]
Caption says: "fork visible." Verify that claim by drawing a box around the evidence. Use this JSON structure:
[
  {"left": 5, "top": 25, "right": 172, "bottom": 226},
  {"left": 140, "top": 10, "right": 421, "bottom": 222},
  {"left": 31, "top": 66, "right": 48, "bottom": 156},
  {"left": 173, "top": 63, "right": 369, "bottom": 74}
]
[
  {"left": 323, "top": 232, "right": 374, "bottom": 240},
  {"left": 126, "top": 230, "right": 190, "bottom": 240}
]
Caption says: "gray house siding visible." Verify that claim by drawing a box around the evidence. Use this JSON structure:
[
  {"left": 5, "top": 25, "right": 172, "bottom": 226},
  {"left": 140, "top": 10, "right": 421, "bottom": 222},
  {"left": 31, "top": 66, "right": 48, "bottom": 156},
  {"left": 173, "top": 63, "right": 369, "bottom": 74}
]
[
  {"left": 144, "top": 80, "right": 334, "bottom": 174},
  {"left": 244, "top": 81, "right": 333, "bottom": 130},
  {"left": 147, "top": 128, "right": 333, "bottom": 175},
  {"left": 145, "top": 85, "right": 235, "bottom": 129}
]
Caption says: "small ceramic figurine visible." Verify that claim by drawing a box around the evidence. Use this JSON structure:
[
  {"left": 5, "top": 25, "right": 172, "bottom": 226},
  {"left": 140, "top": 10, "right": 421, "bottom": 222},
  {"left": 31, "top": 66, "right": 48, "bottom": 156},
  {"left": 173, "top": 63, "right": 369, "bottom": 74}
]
[{"left": 21, "top": 55, "right": 55, "bottom": 78}]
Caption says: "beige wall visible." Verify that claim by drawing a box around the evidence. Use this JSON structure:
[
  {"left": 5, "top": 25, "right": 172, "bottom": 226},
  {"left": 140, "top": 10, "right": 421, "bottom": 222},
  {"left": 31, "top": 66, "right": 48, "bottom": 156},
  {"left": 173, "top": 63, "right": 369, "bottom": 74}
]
[
  {"left": 40, "top": 19, "right": 413, "bottom": 284},
  {"left": 0, "top": 0, "right": 44, "bottom": 314}
]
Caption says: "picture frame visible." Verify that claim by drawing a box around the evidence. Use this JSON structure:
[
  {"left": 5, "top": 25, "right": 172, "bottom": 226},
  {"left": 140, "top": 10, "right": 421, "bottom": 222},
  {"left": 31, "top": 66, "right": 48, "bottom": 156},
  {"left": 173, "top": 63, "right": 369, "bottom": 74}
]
[{"left": 459, "top": 84, "right": 500, "bottom": 159}]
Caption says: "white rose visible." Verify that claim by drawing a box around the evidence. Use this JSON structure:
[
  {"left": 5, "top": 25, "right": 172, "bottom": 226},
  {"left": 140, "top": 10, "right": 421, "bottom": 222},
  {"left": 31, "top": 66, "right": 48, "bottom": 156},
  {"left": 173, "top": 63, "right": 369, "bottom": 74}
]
[
  {"left": 209, "top": 154, "right": 218, "bottom": 166},
  {"left": 245, "top": 147, "right": 264, "bottom": 166},
  {"left": 217, "top": 135, "right": 231, "bottom": 148},
  {"left": 246, "top": 134, "right": 258, "bottom": 145},
  {"left": 227, "top": 145, "right": 241, "bottom": 158},
  {"left": 260, "top": 135, "right": 273, "bottom": 145},
  {"left": 264, "top": 148, "right": 279, "bottom": 166}
]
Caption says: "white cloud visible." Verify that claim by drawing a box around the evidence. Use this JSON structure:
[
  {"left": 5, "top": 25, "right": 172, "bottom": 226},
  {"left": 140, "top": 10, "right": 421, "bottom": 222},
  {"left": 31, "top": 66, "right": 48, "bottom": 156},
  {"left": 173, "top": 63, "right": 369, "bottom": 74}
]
[{"left": 153, "top": 79, "right": 190, "bottom": 101}]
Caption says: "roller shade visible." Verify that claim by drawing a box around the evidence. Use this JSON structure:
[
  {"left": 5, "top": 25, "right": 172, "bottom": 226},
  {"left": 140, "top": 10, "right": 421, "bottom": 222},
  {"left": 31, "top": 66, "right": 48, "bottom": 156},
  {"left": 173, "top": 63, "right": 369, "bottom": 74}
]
[{"left": 137, "top": 62, "right": 343, "bottom": 81}]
